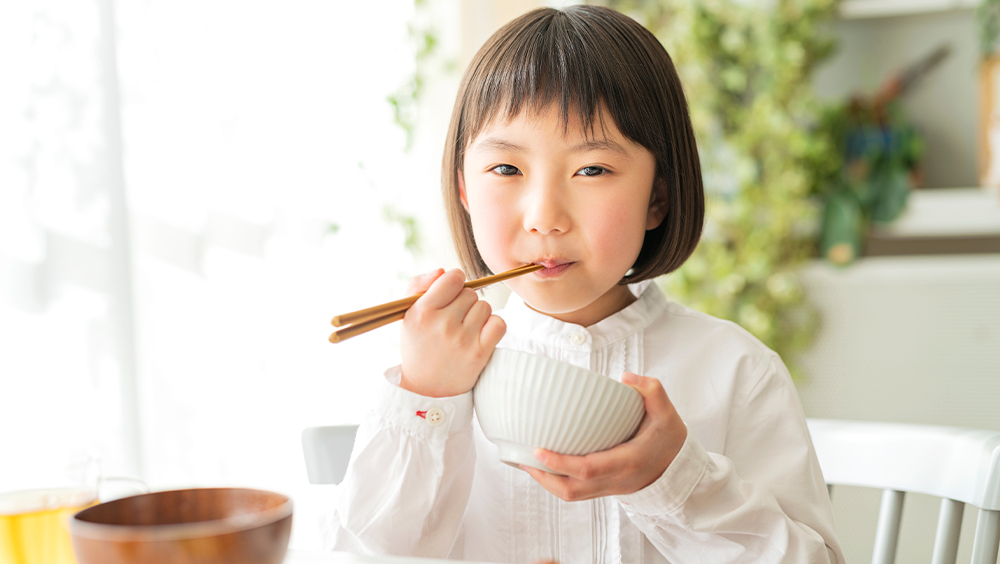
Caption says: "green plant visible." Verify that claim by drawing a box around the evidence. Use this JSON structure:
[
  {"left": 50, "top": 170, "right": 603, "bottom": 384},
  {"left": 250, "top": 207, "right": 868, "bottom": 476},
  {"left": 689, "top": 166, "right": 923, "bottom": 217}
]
[
  {"left": 383, "top": 205, "right": 421, "bottom": 252},
  {"left": 378, "top": 0, "right": 446, "bottom": 258},
  {"left": 979, "top": 0, "right": 1000, "bottom": 55},
  {"left": 602, "top": 0, "right": 840, "bottom": 379},
  {"left": 387, "top": 0, "right": 440, "bottom": 150},
  {"left": 808, "top": 101, "right": 923, "bottom": 264},
  {"left": 808, "top": 44, "right": 946, "bottom": 264}
]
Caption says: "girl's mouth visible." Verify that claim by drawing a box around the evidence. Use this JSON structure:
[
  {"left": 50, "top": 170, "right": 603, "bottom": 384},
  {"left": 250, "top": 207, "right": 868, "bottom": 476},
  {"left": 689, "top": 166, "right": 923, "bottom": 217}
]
[{"left": 532, "top": 260, "right": 573, "bottom": 279}]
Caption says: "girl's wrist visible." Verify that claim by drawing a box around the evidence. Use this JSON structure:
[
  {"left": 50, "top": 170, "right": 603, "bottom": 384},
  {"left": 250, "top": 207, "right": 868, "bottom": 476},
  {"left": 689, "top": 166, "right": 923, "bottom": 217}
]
[
  {"left": 399, "top": 370, "right": 463, "bottom": 398},
  {"left": 398, "top": 371, "right": 430, "bottom": 396}
]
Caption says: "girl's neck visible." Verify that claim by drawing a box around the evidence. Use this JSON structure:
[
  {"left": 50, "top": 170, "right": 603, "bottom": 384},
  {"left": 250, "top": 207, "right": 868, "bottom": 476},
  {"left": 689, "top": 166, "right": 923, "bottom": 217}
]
[{"left": 525, "top": 284, "right": 637, "bottom": 328}]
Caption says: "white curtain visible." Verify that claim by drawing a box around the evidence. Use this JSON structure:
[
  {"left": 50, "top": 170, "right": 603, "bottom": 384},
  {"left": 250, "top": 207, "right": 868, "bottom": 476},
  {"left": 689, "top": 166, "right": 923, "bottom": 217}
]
[{"left": 0, "top": 0, "right": 453, "bottom": 549}]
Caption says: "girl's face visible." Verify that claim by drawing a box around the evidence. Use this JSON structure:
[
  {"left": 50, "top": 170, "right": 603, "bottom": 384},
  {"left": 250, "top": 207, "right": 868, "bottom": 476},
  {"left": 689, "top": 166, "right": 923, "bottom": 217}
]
[{"left": 459, "top": 104, "right": 666, "bottom": 327}]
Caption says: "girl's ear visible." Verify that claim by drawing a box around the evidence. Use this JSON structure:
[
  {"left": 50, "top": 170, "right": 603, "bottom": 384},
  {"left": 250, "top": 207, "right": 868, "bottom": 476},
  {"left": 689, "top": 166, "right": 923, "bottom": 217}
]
[
  {"left": 457, "top": 169, "right": 470, "bottom": 212},
  {"left": 646, "top": 178, "right": 668, "bottom": 230}
]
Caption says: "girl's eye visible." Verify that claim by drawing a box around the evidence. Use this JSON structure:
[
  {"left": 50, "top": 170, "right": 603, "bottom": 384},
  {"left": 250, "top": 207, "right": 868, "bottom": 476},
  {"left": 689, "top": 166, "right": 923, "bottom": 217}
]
[
  {"left": 577, "top": 166, "right": 608, "bottom": 177},
  {"left": 491, "top": 164, "right": 520, "bottom": 176}
]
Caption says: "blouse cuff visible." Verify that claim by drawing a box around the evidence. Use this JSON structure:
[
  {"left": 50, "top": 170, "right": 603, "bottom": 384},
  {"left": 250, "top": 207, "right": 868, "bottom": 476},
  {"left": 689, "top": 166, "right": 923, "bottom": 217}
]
[
  {"left": 375, "top": 365, "right": 474, "bottom": 439},
  {"left": 615, "top": 429, "right": 709, "bottom": 515}
]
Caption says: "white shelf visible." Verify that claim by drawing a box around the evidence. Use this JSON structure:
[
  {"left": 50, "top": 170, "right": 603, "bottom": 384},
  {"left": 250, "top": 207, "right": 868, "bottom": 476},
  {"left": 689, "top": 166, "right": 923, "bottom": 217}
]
[
  {"left": 872, "top": 187, "right": 1000, "bottom": 237},
  {"left": 840, "top": 0, "right": 977, "bottom": 19}
]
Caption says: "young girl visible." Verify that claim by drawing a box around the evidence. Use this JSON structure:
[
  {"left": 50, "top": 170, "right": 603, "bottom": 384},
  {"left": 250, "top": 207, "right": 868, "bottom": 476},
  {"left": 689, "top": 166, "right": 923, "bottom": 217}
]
[{"left": 328, "top": 5, "right": 844, "bottom": 563}]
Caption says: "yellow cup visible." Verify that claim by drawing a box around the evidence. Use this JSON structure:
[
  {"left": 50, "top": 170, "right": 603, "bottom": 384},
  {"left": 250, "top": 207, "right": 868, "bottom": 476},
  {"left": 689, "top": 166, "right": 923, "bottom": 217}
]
[
  {"left": 0, "top": 452, "right": 146, "bottom": 564},
  {"left": 0, "top": 487, "right": 97, "bottom": 564}
]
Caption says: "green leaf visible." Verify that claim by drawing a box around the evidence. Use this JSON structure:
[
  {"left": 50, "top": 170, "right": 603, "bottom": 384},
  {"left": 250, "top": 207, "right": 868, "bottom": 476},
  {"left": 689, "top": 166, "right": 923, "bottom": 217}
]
[{"left": 871, "top": 167, "right": 911, "bottom": 223}]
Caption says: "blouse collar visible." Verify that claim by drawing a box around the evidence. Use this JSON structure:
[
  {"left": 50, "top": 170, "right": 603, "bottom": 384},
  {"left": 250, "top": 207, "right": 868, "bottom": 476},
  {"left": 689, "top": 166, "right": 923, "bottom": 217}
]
[{"left": 500, "top": 279, "right": 667, "bottom": 350}]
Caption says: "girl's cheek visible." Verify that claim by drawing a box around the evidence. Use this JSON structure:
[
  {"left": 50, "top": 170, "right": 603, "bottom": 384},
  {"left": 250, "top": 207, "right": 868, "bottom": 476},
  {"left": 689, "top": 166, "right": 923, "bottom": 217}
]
[
  {"left": 469, "top": 202, "right": 515, "bottom": 264},
  {"left": 590, "top": 209, "right": 648, "bottom": 261}
]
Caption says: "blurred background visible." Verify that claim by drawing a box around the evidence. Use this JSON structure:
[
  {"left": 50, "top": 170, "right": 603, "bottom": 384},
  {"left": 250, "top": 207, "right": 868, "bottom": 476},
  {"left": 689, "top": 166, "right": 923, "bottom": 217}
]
[{"left": 1, "top": 0, "right": 998, "bottom": 560}]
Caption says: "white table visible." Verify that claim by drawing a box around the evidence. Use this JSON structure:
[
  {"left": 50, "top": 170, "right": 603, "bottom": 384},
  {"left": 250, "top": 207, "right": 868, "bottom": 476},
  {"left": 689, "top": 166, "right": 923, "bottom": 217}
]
[{"left": 284, "top": 550, "right": 490, "bottom": 564}]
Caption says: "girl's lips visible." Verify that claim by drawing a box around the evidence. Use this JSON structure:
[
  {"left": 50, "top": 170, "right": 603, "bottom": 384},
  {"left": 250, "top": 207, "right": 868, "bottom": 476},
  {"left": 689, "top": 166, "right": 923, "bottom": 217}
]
[{"left": 532, "top": 261, "right": 572, "bottom": 279}]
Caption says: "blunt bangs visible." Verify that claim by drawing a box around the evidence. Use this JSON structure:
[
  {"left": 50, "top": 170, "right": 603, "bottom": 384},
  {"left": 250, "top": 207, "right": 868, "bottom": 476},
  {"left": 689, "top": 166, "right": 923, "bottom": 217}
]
[
  {"left": 457, "top": 6, "right": 667, "bottom": 172},
  {"left": 443, "top": 5, "right": 704, "bottom": 283}
]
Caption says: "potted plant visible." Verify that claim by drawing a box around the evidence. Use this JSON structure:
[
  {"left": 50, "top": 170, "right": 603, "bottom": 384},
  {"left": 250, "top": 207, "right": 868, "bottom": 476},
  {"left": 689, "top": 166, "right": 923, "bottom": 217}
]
[{"left": 810, "top": 46, "right": 948, "bottom": 265}]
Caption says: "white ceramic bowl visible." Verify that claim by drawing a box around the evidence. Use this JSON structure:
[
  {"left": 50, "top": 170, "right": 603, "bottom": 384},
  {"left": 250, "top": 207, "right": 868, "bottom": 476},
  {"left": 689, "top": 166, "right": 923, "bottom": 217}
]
[{"left": 473, "top": 348, "right": 645, "bottom": 473}]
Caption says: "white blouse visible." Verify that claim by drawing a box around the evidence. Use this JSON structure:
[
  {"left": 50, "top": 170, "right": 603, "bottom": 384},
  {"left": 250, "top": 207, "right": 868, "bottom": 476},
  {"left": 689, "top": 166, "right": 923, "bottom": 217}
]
[{"left": 326, "top": 281, "right": 845, "bottom": 564}]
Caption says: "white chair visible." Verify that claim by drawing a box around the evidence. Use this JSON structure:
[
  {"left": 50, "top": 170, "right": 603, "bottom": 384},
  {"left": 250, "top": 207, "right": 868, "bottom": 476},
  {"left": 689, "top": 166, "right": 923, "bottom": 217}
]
[
  {"left": 807, "top": 418, "right": 1000, "bottom": 564},
  {"left": 302, "top": 425, "right": 359, "bottom": 485}
]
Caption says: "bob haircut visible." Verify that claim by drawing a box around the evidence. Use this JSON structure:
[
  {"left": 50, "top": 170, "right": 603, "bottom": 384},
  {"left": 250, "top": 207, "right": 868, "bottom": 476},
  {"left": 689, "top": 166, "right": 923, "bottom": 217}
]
[{"left": 442, "top": 5, "right": 704, "bottom": 284}]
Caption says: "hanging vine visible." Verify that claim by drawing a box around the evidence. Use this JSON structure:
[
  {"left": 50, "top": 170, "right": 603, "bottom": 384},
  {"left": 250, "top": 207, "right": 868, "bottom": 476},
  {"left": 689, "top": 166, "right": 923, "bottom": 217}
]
[
  {"left": 602, "top": 0, "right": 841, "bottom": 379},
  {"left": 387, "top": 0, "right": 439, "bottom": 150},
  {"left": 380, "top": 0, "right": 447, "bottom": 254}
]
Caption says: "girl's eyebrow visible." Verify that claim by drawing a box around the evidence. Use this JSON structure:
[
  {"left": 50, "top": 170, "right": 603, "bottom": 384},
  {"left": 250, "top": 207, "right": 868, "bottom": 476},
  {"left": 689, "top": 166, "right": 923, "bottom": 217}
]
[
  {"left": 474, "top": 137, "right": 526, "bottom": 153},
  {"left": 473, "top": 136, "right": 628, "bottom": 156},
  {"left": 570, "top": 139, "right": 628, "bottom": 156}
]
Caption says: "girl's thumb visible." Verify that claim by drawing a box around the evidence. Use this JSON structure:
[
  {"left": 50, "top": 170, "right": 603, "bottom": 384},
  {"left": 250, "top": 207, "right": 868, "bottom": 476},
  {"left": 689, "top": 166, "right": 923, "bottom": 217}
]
[
  {"left": 407, "top": 267, "right": 444, "bottom": 295},
  {"left": 624, "top": 373, "right": 671, "bottom": 415}
]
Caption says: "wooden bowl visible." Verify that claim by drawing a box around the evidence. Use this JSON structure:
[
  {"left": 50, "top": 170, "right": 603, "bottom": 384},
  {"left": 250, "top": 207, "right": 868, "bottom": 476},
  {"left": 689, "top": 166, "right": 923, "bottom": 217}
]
[{"left": 70, "top": 487, "right": 292, "bottom": 564}]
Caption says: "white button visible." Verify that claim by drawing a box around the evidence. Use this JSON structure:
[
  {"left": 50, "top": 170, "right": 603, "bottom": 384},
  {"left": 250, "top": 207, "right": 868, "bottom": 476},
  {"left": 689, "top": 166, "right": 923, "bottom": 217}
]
[
  {"left": 569, "top": 332, "right": 587, "bottom": 346},
  {"left": 425, "top": 407, "right": 445, "bottom": 427}
]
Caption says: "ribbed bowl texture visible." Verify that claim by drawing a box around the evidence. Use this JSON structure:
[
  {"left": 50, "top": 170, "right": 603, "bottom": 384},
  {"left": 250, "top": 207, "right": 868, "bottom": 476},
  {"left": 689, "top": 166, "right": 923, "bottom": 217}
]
[{"left": 474, "top": 348, "right": 645, "bottom": 473}]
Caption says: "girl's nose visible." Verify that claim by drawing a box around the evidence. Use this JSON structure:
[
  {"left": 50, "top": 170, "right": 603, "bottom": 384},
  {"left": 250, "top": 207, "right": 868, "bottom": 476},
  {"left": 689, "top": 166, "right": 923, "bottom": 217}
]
[{"left": 521, "top": 179, "right": 570, "bottom": 235}]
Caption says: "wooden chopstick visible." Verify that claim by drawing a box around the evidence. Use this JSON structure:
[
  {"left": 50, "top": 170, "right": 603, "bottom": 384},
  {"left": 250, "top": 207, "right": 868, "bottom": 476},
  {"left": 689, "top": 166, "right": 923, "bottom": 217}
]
[
  {"left": 328, "top": 310, "right": 405, "bottom": 344},
  {"left": 330, "top": 263, "right": 543, "bottom": 327},
  {"left": 328, "top": 263, "right": 543, "bottom": 344}
]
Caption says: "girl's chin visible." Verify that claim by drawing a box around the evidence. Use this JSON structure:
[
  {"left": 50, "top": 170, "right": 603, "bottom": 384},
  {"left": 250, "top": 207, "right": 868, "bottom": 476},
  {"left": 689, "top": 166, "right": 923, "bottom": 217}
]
[
  {"left": 519, "top": 292, "right": 594, "bottom": 318},
  {"left": 523, "top": 300, "right": 582, "bottom": 318},
  {"left": 516, "top": 283, "right": 636, "bottom": 325}
]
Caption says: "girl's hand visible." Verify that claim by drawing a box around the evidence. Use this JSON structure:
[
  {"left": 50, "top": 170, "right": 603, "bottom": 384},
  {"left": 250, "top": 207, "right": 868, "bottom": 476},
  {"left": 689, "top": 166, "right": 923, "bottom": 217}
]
[
  {"left": 521, "top": 373, "right": 686, "bottom": 501},
  {"left": 399, "top": 268, "right": 506, "bottom": 398}
]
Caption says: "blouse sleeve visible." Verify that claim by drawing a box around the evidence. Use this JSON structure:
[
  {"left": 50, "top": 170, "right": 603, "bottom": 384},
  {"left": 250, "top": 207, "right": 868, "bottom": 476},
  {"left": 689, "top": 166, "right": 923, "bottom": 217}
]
[
  {"left": 327, "top": 365, "right": 477, "bottom": 558},
  {"left": 615, "top": 355, "right": 845, "bottom": 564}
]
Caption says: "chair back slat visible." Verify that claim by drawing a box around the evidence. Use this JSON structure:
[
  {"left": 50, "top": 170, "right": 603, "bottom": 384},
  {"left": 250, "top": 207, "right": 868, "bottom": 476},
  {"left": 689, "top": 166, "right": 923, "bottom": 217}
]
[
  {"left": 932, "top": 498, "right": 965, "bottom": 564},
  {"left": 873, "top": 489, "right": 905, "bottom": 564},
  {"left": 807, "top": 419, "right": 1000, "bottom": 510},
  {"left": 971, "top": 509, "right": 1000, "bottom": 564},
  {"left": 301, "top": 425, "right": 359, "bottom": 485},
  {"left": 808, "top": 419, "right": 1000, "bottom": 564}
]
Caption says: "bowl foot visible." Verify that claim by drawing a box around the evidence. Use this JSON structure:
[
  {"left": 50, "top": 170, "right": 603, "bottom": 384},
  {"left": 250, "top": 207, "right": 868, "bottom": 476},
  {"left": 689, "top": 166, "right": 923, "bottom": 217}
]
[{"left": 495, "top": 441, "right": 564, "bottom": 475}]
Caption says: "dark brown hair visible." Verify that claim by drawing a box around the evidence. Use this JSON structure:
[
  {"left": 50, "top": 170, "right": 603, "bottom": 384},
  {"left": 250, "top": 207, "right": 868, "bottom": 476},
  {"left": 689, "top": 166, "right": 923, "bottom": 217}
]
[{"left": 442, "top": 5, "right": 704, "bottom": 283}]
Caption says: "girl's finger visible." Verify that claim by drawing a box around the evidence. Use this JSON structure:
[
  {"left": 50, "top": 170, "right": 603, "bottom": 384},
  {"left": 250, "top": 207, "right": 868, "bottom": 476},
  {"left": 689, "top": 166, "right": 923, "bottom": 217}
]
[
  {"left": 443, "top": 287, "right": 480, "bottom": 320},
  {"left": 479, "top": 315, "right": 506, "bottom": 349},
  {"left": 623, "top": 372, "right": 672, "bottom": 417},
  {"left": 405, "top": 268, "right": 444, "bottom": 296},
  {"left": 521, "top": 465, "right": 600, "bottom": 502},
  {"left": 534, "top": 448, "right": 618, "bottom": 482},
  {"left": 417, "top": 269, "right": 467, "bottom": 309},
  {"left": 462, "top": 298, "right": 492, "bottom": 328},
  {"left": 521, "top": 465, "right": 570, "bottom": 494}
]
